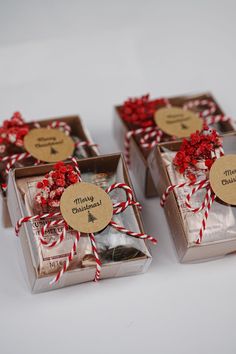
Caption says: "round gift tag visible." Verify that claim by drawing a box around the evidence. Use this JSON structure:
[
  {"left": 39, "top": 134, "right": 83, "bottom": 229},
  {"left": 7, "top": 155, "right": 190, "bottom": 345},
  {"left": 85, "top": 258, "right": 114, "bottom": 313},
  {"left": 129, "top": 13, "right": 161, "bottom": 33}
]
[
  {"left": 154, "top": 107, "right": 203, "bottom": 138},
  {"left": 60, "top": 182, "right": 113, "bottom": 233},
  {"left": 209, "top": 155, "right": 236, "bottom": 205},
  {"left": 24, "top": 128, "right": 74, "bottom": 163}
]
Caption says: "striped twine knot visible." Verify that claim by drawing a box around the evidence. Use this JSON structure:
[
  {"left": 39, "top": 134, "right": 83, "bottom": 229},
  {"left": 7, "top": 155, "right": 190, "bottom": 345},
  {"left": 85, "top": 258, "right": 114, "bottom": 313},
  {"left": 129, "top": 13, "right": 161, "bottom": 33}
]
[{"left": 160, "top": 178, "right": 216, "bottom": 244}]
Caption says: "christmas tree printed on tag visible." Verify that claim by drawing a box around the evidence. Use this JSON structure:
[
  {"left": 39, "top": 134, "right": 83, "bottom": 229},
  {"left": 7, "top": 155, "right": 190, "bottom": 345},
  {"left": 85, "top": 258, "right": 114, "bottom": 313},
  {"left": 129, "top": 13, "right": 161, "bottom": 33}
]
[
  {"left": 88, "top": 210, "right": 97, "bottom": 223},
  {"left": 50, "top": 146, "right": 58, "bottom": 154}
]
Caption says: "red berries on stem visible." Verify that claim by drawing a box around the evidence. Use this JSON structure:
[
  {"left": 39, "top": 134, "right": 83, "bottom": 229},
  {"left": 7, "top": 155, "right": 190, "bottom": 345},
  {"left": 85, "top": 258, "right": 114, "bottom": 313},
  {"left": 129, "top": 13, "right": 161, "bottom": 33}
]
[
  {"left": 0, "top": 112, "right": 29, "bottom": 148},
  {"left": 120, "top": 94, "right": 166, "bottom": 128},
  {"left": 173, "top": 128, "right": 222, "bottom": 182},
  {"left": 35, "top": 161, "right": 79, "bottom": 208}
]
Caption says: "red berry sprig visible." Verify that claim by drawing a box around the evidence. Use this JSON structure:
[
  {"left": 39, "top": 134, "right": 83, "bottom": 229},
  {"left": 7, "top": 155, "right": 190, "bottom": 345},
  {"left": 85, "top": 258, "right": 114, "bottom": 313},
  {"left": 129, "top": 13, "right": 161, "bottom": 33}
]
[
  {"left": 0, "top": 112, "right": 29, "bottom": 148},
  {"left": 120, "top": 94, "right": 166, "bottom": 128},
  {"left": 173, "top": 127, "right": 222, "bottom": 182},
  {"left": 35, "top": 162, "right": 79, "bottom": 208}
]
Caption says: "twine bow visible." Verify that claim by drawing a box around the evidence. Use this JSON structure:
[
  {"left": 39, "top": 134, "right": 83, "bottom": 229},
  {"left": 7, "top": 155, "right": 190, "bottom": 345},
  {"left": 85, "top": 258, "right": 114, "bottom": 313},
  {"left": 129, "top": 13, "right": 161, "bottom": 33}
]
[
  {"left": 0, "top": 120, "right": 97, "bottom": 192},
  {"left": 160, "top": 147, "right": 225, "bottom": 244},
  {"left": 15, "top": 157, "right": 157, "bottom": 285},
  {"left": 124, "top": 98, "right": 231, "bottom": 166}
]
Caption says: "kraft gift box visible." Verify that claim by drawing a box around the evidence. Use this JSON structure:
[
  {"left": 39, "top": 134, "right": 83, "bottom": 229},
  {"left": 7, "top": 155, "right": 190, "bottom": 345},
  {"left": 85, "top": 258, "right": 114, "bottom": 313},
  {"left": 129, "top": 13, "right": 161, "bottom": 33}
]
[
  {"left": 1, "top": 114, "right": 98, "bottom": 227},
  {"left": 114, "top": 92, "right": 234, "bottom": 198},
  {"left": 7, "top": 154, "right": 152, "bottom": 293},
  {"left": 148, "top": 132, "right": 236, "bottom": 262}
]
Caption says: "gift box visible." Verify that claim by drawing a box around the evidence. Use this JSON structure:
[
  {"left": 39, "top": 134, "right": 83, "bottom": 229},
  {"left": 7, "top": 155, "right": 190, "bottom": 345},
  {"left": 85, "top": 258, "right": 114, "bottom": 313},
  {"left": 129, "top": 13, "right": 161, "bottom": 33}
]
[
  {"left": 148, "top": 130, "right": 236, "bottom": 262},
  {"left": 0, "top": 113, "right": 98, "bottom": 226},
  {"left": 114, "top": 92, "right": 235, "bottom": 197},
  {"left": 7, "top": 153, "right": 156, "bottom": 293}
]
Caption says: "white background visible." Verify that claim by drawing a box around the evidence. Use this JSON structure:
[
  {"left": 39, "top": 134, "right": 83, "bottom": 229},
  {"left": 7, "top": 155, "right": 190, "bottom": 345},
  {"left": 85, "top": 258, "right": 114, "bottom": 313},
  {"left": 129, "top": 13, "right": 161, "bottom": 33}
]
[{"left": 0, "top": 1, "right": 236, "bottom": 353}]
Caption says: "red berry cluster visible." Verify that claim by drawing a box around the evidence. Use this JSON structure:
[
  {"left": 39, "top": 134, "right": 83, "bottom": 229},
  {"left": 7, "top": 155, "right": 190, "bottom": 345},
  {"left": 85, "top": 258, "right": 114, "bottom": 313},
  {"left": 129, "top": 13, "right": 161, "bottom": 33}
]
[
  {"left": 173, "top": 128, "right": 222, "bottom": 182},
  {"left": 120, "top": 94, "right": 166, "bottom": 128},
  {"left": 0, "top": 112, "right": 29, "bottom": 149},
  {"left": 35, "top": 162, "right": 79, "bottom": 208}
]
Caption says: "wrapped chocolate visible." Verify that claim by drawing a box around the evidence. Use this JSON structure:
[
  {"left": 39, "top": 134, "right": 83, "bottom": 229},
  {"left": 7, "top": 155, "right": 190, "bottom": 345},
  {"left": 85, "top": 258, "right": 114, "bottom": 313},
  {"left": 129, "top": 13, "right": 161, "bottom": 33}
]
[
  {"left": 148, "top": 130, "right": 236, "bottom": 262},
  {"left": 114, "top": 92, "right": 235, "bottom": 197},
  {"left": 0, "top": 112, "right": 98, "bottom": 226},
  {"left": 7, "top": 154, "right": 155, "bottom": 292}
]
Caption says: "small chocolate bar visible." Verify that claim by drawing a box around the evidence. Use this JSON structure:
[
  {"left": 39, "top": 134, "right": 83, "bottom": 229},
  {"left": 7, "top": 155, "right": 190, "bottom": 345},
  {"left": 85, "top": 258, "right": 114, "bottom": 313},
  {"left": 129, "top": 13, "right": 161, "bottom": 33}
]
[
  {"left": 114, "top": 92, "right": 235, "bottom": 197},
  {"left": 7, "top": 154, "right": 154, "bottom": 292}
]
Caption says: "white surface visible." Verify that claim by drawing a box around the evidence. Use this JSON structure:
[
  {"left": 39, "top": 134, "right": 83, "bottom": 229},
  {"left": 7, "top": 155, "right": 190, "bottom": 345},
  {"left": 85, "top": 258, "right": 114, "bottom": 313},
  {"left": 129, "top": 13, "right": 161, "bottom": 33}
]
[{"left": 0, "top": 1, "right": 236, "bottom": 353}]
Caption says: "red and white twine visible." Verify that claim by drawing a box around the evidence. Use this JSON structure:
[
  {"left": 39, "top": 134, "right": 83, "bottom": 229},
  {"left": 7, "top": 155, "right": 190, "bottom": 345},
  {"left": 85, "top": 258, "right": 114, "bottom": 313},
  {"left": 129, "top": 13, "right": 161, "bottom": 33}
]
[
  {"left": 47, "top": 121, "right": 71, "bottom": 135},
  {"left": 52, "top": 231, "right": 81, "bottom": 285},
  {"left": 5, "top": 152, "right": 31, "bottom": 174},
  {"left": 183, "top": 99, "right": 216, "bottom": 118},
  {"left": 124, "top": 126, "right": 163, "bottom": 165},
  {"left": 15, "top": 158, "right": 157, "bottom": 285}
]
